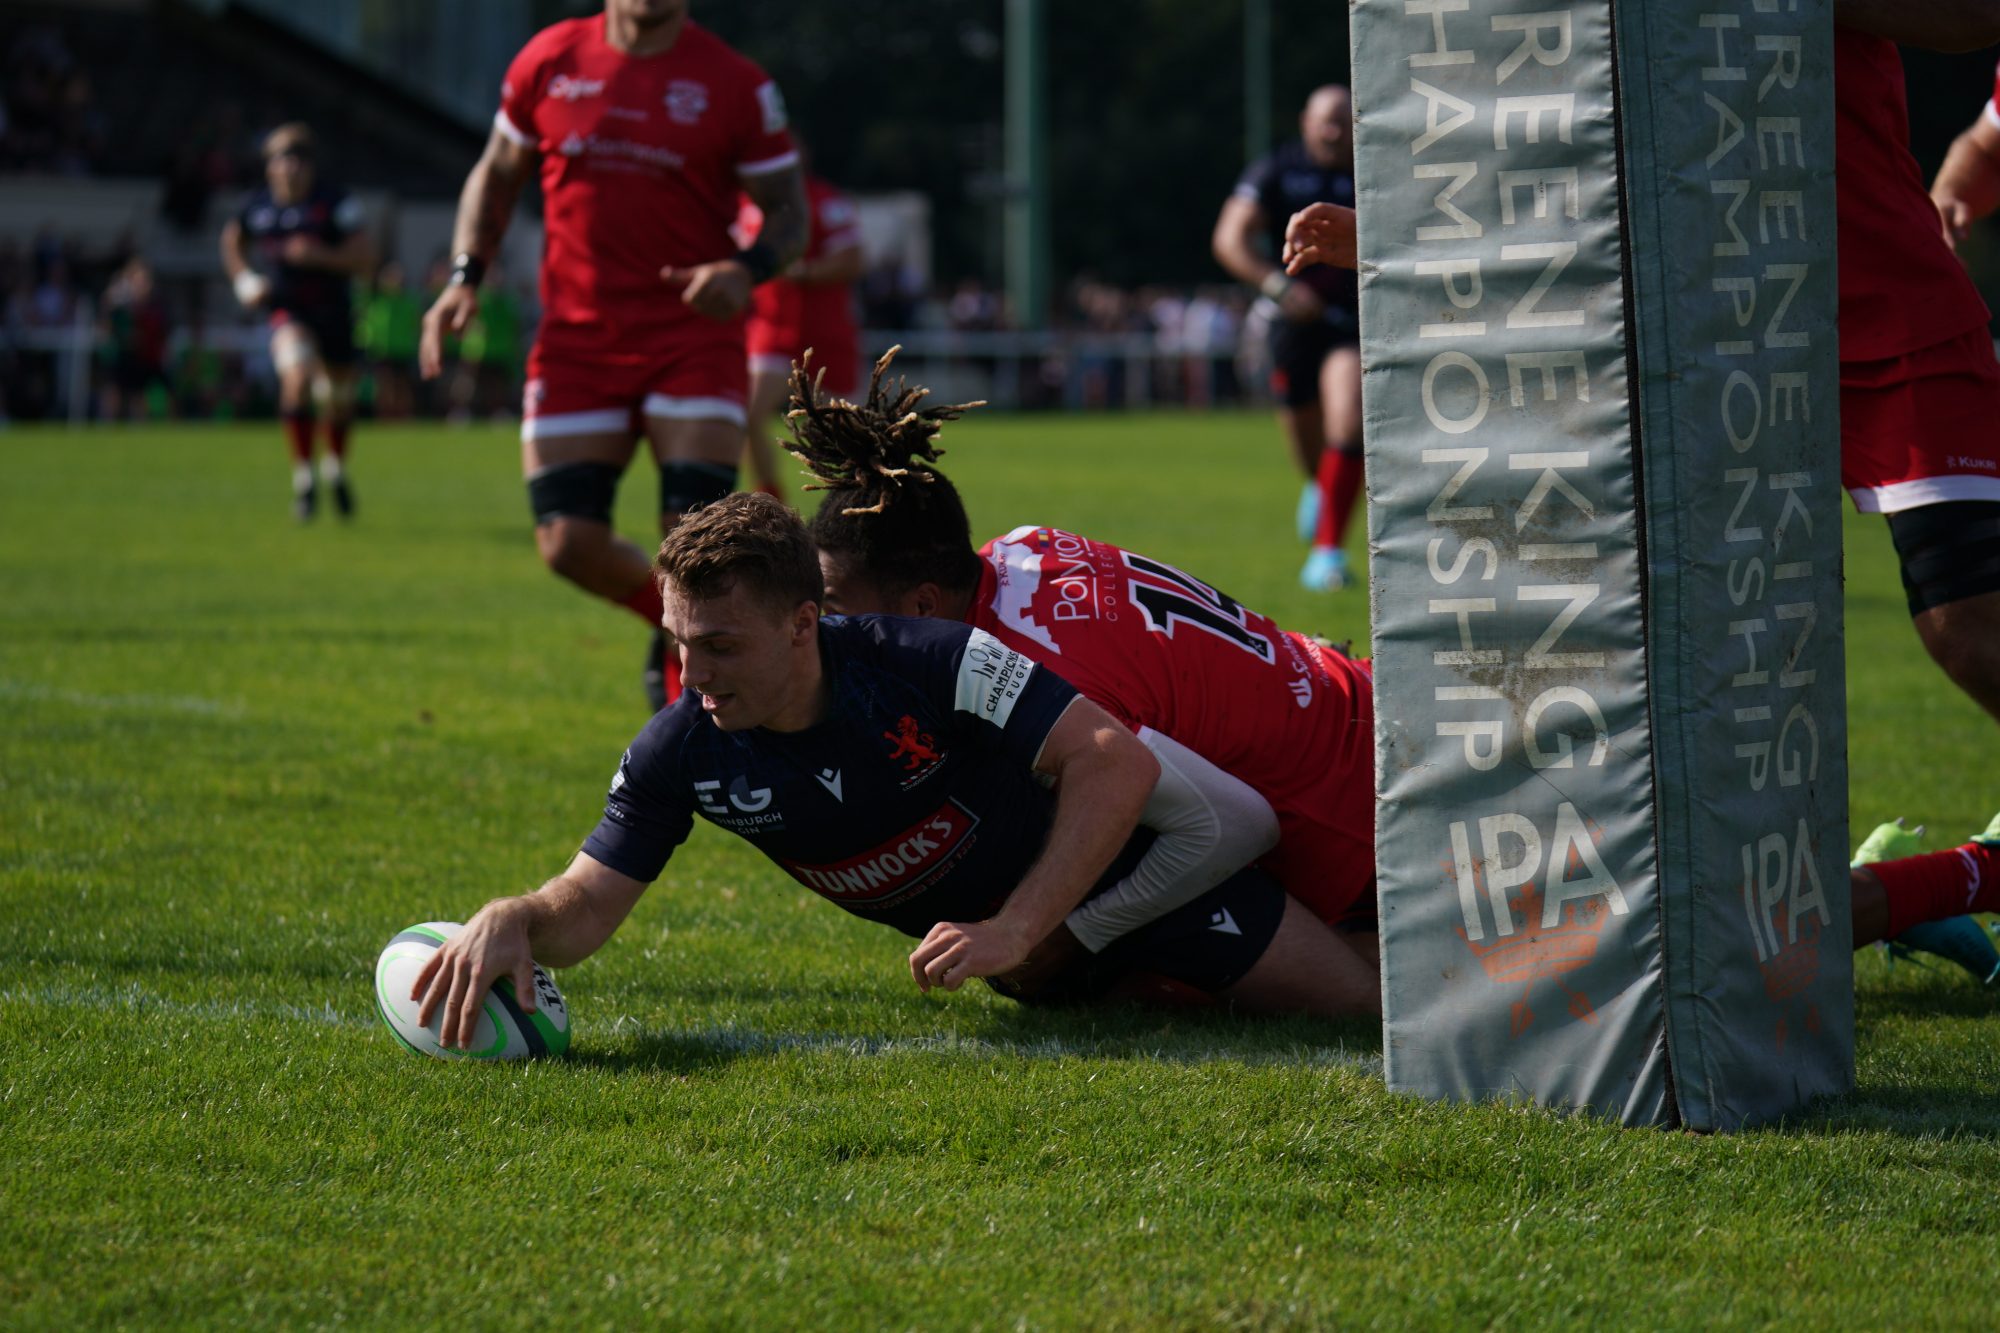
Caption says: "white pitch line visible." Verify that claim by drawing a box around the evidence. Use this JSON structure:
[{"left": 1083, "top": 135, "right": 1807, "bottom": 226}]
[
  {"left": 0, "top": 681, "right": 246, "bottom": 718},
  {"left": 2, "top": 984, "right": 1383, "bottom": 1074}
]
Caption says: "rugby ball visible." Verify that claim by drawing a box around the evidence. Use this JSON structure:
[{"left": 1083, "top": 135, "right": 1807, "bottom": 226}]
[{"left": 374, "top": 921, "right": 571, "bottom": 1060}]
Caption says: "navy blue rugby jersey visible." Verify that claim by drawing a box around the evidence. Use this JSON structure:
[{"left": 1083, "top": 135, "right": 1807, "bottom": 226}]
[
  {"left": 1233, "top": 139, "right": 1358, "bottom": 312},
  {"left": 582, "top": 615, "right": 1084, "bottom": 937},
  {"left": 236, "top": 183, "right": 363, "bottom": 320}
]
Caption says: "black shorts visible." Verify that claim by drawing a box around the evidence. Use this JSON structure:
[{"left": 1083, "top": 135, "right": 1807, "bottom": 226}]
[
  {"left": 1886, "top": 500, "right": 2000, "bottom": 616},
  {"left": 275, "top": 306, "right": 357, "bottom": 370},
  {"left": 1266, "top": 308, "right": 1359, "bottom": 408},
  {"left": 987, "top": 865, "right": 1289, "bottom": 1005}
]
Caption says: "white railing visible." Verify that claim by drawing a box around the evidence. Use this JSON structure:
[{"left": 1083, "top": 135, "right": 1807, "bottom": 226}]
[{"left": 3, "top": 317, "right": 1260, "bottom": 424}]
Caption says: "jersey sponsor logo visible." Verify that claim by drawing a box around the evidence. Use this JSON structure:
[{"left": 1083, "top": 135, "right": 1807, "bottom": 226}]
[
  {"left": 547, "top": 73, "right": 606, "bottom": 101},
  {"left": 665, "top": 79, "right": 709, "bottom": 125},
  {"left": 756, "top": 81, "right": 788, "bottom": 134},
  {"left": 693, "top": 776, "right": 782, "bottom": 828},
  {"left": 555, "top": 131, "right": 685, "bottom": 170},
  {"left": 779, "top": 799, "right": 980, "bottom": 908},
  {"left": 883, "top": 716, "right": 941, "bottom": 774},
  {"left": 816, "top": 767, "right": 844, "bottom": 801},
  {"left": 955, "top": 628, "right": 1035, "bottom": 729},
  {"left": 1209, "top": 908, "right": 1243, "bottom": 936}
]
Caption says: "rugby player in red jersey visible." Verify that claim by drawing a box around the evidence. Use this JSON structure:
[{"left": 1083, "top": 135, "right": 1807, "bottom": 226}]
[
  {"left": 1213, "top": 85, "right": 1363, "bottom": 593},
  {"left": 734, "top": 169, "right": 866, "bottom": 500},
  {"left": 1829, "top": 4, "right": 2000, "bottom": 727},
  {"left": 220, "top": 123, "right": 373, "bottom": 522},
  {"left": 790, "top": 354, "right": 2000, "bottom": 989},
  {"left": 419, "top": 0, "right": 809, "bottom": 711},
  {"left": 797, "top": 353, "right": 1377, "bottom": 948}
]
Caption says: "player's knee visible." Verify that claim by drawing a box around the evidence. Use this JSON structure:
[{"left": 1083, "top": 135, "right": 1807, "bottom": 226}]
[
  {"left": 527, "top": 462, "right": 623, "bottom": 576},
  {"left": 659, "top": 460, "right": 737, "bottom": 522}
]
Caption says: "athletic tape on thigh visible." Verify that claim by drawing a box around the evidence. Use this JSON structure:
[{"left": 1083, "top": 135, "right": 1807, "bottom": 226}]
[
  {"left": 1888, "top": 502, "right": 2000, "bottom": 615},
  {"left": 271, "top": 324, "right": 320, "bottom": 373},
  {"left": 527, "top": 461, "right": 624, "bottom": 526},
  {"left": 659, "top": 460, "right": 737, "bottom": 516}
]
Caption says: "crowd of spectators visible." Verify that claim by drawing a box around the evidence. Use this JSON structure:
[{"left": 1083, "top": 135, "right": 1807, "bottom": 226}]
[
  {"left": 1, "top": 23, "right": 106, "bottom": 176},
  {"left": 2, "top": 250, "right": 1274, "bottom": 424}
]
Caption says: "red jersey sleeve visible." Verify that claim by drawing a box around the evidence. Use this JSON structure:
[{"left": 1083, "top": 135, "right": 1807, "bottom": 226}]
[
  {"left": 1987, "top": 57, "right": 2000, "bottom": 131},
  {"left": 730, "top": 63, "right": 798, "bottom": 179},
  {"left": 496, "top": 29, "right": 558, "bottom": 149},
  {"left": 815, "top": 186, "right": 863, "bottom": 255}
]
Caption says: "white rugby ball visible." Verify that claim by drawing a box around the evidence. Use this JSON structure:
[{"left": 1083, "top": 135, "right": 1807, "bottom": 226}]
[{"left": 374, "top": 921, "right": 571, "bottom": 1060}]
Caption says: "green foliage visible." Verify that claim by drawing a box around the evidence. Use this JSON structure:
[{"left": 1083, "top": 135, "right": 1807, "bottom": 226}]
[{"left": 2, "top": 418, "right": 1997, "bottom": 1328}]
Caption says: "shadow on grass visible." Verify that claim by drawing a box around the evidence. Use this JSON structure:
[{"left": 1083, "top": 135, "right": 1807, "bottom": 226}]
[
  {"left": 566, "top": 996, "right": 1383, "bottom": 1080},
  {"left": 1807, "top": 1086, "right": 2000, "bottom": 1139}
]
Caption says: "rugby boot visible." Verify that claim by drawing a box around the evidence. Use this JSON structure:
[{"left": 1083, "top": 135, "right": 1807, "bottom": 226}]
[{"left": 1299, "top": 545, "right": 1350, "bottom": 592}]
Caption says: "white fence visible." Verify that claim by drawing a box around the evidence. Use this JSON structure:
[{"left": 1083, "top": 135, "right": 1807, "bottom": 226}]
[{"left": 5, "top": 318, "right": 1264, "bottom": 425}]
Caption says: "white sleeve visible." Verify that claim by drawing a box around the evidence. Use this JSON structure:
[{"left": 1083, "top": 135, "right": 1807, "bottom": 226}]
[{"left": 1063, "top": 727, "right": 1279, "bottom": 953}]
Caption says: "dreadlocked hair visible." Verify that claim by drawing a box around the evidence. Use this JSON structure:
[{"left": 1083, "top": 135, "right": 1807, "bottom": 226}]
[{"left": 785, "top": 346, "right": 988, "bottom": 597}]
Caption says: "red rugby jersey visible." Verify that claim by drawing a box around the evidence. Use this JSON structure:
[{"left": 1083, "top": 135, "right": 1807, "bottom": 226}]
[
  {"left": 967, "top": 526, "right": 1376, "bottom": 910},
  {"left": 1834, "top": 30, "right": 1988, "bottom": 364},
  {"left": 496, "top": 16, "right": 796, "bottom": 348},
  {"left": 736, "top": 175, "right": 863, "bottom": 348}
]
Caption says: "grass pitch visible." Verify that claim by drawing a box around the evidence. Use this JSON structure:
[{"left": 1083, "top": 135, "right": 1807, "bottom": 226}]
[{"left": 3, "top": 415, "right": 1998, "bottom": 1328}]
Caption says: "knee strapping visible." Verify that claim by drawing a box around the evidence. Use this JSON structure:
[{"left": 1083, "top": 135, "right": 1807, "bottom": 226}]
[
  {"left": 527, "top": 461, "right": 624, "bottom": 527},
  {"left": 659, "top": 460, "right": 737, "bottom": 517}
]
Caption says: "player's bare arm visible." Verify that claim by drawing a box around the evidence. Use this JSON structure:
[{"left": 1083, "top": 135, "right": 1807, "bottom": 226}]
[
  {"left": 790, "top": 239, "right": 865, "bottom": 286},
  {"left": 1933, "top": 112, "right": 2000, "bottom": 245},
  {"left": 1835, "top": 0, "right": 2000, "bottom": 50},
  {"left": 280, "top": 230, "right": 374, "bottom": 277},
  {"left": 908, "top": 698, "right": 1159, "bottom": 992},
  {"left": 420, "top": 125, "right": 538, "bottom": 379},
  {"left": 662, "top": 163, "right": 809, "bottom": 322},
  {"left": 218, "top": 219, "right": 265, "bottom": 308},
  {"left": 412, "top": 851, "right": 646, "bottom": 1049},
  {"left": 1283, "top": 202, "right": 1358, "bottom": 275},
  {"left": 1213, "top": 193, "right": 1324, "bottom": 324}
]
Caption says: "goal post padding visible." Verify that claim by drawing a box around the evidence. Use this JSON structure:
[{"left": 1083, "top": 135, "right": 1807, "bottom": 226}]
[{"left": 1354, "top": 0, "right": 1850, "bottom": 1129}]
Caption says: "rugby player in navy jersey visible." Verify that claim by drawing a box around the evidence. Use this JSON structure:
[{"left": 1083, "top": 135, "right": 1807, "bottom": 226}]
[
  {"left": 1213, "top": 85, "right": 1363, "bottom": 592},
  {"left": 220, "top": 123, "right": 373, "bottom": 521},
  {"left": 414, "top": 493, "right": 1384, "bottom": 1048}
]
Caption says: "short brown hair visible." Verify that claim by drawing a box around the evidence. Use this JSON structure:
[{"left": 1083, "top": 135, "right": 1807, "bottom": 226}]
[{"left": 655, "top": 492, "right": 822, "bottom": 612}]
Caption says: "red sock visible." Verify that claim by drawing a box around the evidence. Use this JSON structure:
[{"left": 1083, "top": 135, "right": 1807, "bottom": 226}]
[
  {"left": 323, "top": 418, "right": 350, "bottom": 461},
  {"left": 617, "top": 579, "right": 665, "bottom": 628},
  {"left": 1876, "top": 841, "right": 2000, "bottom": 937},
  {"left": 282, "top": 412, "right": 314, "bottom": 464},
  {"left": 661, "top": 653, "right": 683, "bottom": 704},
  {"left": 1313, "top": 447, "right": 1365, "bottom": 549}
]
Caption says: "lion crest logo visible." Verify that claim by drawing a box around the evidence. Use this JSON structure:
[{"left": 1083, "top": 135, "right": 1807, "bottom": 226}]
[{"left": 883, "top": 715, "right": 941, "bottom": 772}]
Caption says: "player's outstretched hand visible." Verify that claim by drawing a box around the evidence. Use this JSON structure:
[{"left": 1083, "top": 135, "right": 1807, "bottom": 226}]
[
  {"left": 411, "top": 899, "right": 538, "bottom": 1050},
  {"left": 419, "top": 283, "right": 479, "bottom": 380},
  {"left": 661, "top": 260, "right": 753, "bottom": 322},
  {"left": 1283, "top": 201, "right": 1359, "bottom": 275},
  {"left": 909, "top": 917, "right": 1032, "bottom": 993}
]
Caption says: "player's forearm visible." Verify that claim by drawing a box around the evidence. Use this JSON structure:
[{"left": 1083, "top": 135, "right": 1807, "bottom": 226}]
[
  {"left": 1065, "top": 729, "right": 1279, "bottom": 952},
  {"left": 795, "top": 245, "right": 864, "bottom": 286},
  {"left": 751, "top": 195, "right": 809, "bottom": 271},
  {"left": 506, "top": 866, "right": 642, "bottom": 969},
  {"left": 452, "top": 154, "right": 528, "bottom": 263},
  {"left": 997, "top": 733, "right": 1159, "bottom": 944},
  {"left": 219, "top": 225, "right": 248, "bottom": 280},
  {"left": 1935, "top": 129, "right": 2000, "bottom": 223},
  {"left": 1836, "top": 0, "right": 2000, "bottom": 50},
  {"left": 1212, "top": 224, "right": 1277, "bottom": 290}
]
